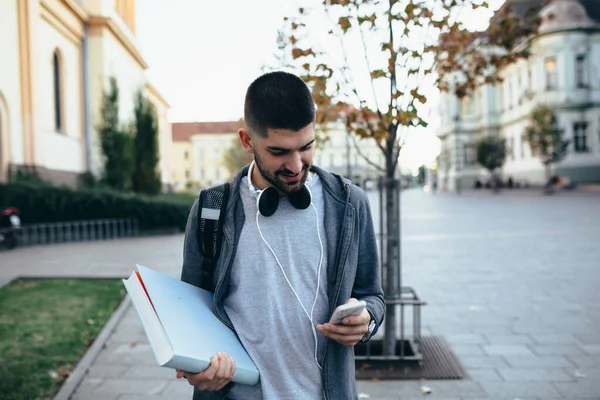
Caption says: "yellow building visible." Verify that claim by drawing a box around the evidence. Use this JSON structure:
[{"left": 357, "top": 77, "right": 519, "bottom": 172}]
[
  {"left": 0, "top": 0, "right": 172, "bottom": 187},
  {"left": 171, "top": 121, "right": 242, "bottom": 191}
]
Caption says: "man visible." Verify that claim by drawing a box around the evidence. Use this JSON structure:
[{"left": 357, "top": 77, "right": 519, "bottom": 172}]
[{"left": 179, "top": 71, "right": 384, "bottom": 399}]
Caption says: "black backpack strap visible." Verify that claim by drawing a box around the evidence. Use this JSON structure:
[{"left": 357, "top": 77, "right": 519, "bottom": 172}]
[{"left": 196, "top": 182, "right": 230, "bottom": 292}]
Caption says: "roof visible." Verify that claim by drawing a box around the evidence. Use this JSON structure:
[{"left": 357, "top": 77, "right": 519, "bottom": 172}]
[
  {"left": 494, "top": 0, "right": 600, "bottom": 26},
  {"left": 172, "top": 121, "right": 243, "bottom": 142},
  {"left": 539, "top": 0, "right": 600, "bottom": 33},
  {"left": 445, "top": 0, "right": 600, "bottom": 51}
]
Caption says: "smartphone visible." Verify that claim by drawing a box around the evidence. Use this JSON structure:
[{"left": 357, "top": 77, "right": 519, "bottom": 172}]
[{"left": 329, "top": 300, "right": 367, "bottom": 324}]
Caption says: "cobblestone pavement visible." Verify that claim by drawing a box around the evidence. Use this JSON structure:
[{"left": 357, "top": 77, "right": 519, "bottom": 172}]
[{"left": 2, "top": 188, "right": 599, "bottom": 400}]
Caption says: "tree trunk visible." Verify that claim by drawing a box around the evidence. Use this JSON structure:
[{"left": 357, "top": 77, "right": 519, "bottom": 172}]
[
  {"left": 383, "top": 166, "right": 401, "bottom": 356},
  {"left": 545, "top": 163, "right": 552, "bottom": 184}
]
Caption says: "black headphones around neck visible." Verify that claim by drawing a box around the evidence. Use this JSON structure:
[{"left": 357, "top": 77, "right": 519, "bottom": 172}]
[{"left": 247, "top": 161, "right": 312, "bottom": 217}]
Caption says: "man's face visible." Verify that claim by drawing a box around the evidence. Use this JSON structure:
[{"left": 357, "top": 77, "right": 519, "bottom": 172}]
[{"left": 241, "top": 124, "right": 315, "bottom": 194}]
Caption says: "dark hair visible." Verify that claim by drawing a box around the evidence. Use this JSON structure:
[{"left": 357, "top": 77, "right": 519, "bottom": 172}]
[{"left": 244, "top": 71, "right": 315, "bottom": 137}]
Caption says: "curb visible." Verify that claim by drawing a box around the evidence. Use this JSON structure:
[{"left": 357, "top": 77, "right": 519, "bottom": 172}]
[{"left": 54, "top": 294, "right": 132, "bottom": 400}]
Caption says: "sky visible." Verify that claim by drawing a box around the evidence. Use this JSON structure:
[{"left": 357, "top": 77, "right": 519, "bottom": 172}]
[{"left": 135, "top": 0, "right": 506, "bottom": 172}]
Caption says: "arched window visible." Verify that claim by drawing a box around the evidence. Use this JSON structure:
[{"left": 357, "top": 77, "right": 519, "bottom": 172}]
[
  {"left": 0, "top": 92, "right": 9, "bottom": 182},
  {"left": 53, "top": 50, "right": 63, "bottom": 132}
]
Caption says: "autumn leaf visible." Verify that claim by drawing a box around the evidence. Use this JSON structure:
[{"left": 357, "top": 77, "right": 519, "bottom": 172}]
[
  {"left": 370, "top": 69, "right": 387, "bottom": 79},
  {"left": 338, "top": 16, "right": 352, "bottom": 33}
]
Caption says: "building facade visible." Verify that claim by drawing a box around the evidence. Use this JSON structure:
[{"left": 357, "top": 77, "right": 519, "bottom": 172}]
[
  {"left": 171, "top": 120, "right": 386, "bottom": 192},
  {"left": 436, "top": 0, "right": 600, "bottom": 190},
  {"left": 0, "top": 0, "right": 172, "bottom": 187},
  {"left": 314, "top": 121, "right": 384, "bottom": 187},
  {"left": 171, "top": 121, "right": 241, "bottom": 191}
]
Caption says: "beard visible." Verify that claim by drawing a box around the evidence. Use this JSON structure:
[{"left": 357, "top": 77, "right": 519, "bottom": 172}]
[{"left": 253, "top": 152, "right": 310, "bottom": 194}]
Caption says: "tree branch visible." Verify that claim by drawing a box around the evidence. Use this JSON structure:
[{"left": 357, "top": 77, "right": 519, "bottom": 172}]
[
  {"left": 350, "top": 129, "right": 385, "bottom": 172},
  {"left": 324, "top": 5, "right": 364, "bottom": 106},
  {"left": 355, "top": 3, "right": 383, "bottom": 119}
]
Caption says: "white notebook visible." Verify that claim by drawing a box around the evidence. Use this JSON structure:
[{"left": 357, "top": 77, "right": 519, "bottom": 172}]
[{"left": 122, "top": 264, "right": 260, "bottom": 386}]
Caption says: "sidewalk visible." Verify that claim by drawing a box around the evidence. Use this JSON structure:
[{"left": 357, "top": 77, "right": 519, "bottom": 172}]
[{"left": 2, "top": 190, "right": 599, "bottom": 399}]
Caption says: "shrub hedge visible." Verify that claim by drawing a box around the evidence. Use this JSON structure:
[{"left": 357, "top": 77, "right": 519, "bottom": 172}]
[{"left": 0, "top": 183, "right": 196, "bottom": 232}]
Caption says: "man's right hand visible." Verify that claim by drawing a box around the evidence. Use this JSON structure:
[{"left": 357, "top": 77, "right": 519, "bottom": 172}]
[{"left": 176, "top": 352, "right": 236, "bottom": 391}]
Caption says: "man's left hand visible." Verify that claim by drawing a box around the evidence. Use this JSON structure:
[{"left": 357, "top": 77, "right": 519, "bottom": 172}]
[{"left": 316, "top": 298, "right": 370, "bottom": 346}]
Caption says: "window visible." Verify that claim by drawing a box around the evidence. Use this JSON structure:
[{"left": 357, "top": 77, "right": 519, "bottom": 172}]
[
  {"left": 576, "top": 55, "right": 587, "bottom": 88},
  {"left": 520, "top": 136, "right": 525, "bottom": 159},
  {"left": 514, "top": 136, "right": 519, "bottom": 160},
  {"left": 518, "top": 75, "right": 522, "bottom": 104},
  {"left": 545, "top": 57, "right": 557, "bottom": 90},
  {"left": 184, "top": 150, "right": 189, "bottom": 160},
  {"left": 53, "top": 50, "right": 64, "bottom": 132},
  {"left": 573, "top": 122, "right": 588, "bottom": 152},
  {"left": 185, "top": 169, "right": 190, "bottom": 179},
  {"left": 461, "top": 97, "right": 472, "bottom": 116},
  {"left": 464, "top": 144, "right": 475, "bottom": 165},
  {"left": 498, "top": 86, "right": 503, "bottom": 111}
]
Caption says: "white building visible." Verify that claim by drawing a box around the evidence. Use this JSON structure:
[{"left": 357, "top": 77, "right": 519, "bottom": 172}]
[
  {"left": 314, "top": 121, "right": 385, "bottom": 187},
  {"left": 0, "top": 0, "right": 172, "bottom": 187},
  {"left": 437, "top": 0, "right": 600, "bottom": 190}
]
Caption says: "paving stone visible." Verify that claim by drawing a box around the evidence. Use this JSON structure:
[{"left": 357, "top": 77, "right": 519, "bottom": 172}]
[
  {"left": 497, "top": 368, "right": 573, "bottom": 382},
  {"left": 163, "top": 380, "right": 202, "bottom": 396},
  {"left": 553, "top": 380, "right": 600, "bottom": 399},
  {"left": 357, "top": 381, "right": 422, "bottom": 397},
  {"left": 511, "top": 323, "right": 560, "bottom": 334},
  {"left": 531, "top": 333, "right": 580, "bottom": 345},
  {"left": 365, "top": 398, "right": 460, "bottom": 400},
  {"left": 485, "top": 334, "right": 534, "bottom": 345},
  {"left": 122, "top": 366, "right": 176, "bottom": 380},
  {"left": 460, "top": 356, "right": 509, "bottom": 369},
  {"left": 575, "top": 333, "right": 600, "bottom": 344},
  {"left": 86, "top": 365, "right": 128, "bottom": 379},
  {"left": 482, "top": 345, "right": 535, "bottom": 356},
  {"left": 116, "top": 396, "right": 182, "bottom": 400},
  {"left": 71, "top": 393, "right": 119, "bottom": 400},
  {"left": 93, "top": 343, "right": 157, "bottom": 367},
  {"left": 479, "top": 381, "right": 563, "bottom": 398},
  {"left": 503, "top": 355, "right": 574, "bottom": 368},
  {"left": 466, "top": 368, "right": 503, "bottom": 381},
  {"left": 474, "top": 398, "right": 541, "bottom": 400},
  {"left": 107, "top": 326, "right": 148, "bottom": 344},
  {"left": 567, "top": 356, "right": 600, "bottom": 369},
  {"left": 531, "top": 345, "right": 585, "bottom": 356},
  {"left": 469, "top": 326, "right": 516, "bottom": 335},
  {"left": 73, "top": 379, "right": 170, "bottom": 396},
  {"left": 579, "top": 345, "right": 600, "bottom": 356},
  {"left": 410, "top": 381, "right": 487, "bottom": 398},
  {"left": 444, "top": 334, "right": 488, "bottom": 345}
]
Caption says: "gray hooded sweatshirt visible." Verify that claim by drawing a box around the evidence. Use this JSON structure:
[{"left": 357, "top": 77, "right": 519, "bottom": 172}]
[{"left": 180, "top": 164, "right": 385, "bottom": 400}]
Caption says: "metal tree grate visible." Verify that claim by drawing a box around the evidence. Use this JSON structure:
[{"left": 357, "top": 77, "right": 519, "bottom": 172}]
[{"left": 355, "top": 336, "right": 466, "bottom": 380}]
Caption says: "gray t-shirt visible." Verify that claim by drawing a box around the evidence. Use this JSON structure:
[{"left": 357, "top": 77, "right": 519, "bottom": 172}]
[{"left": 224, "top": 173, "right": 329, "bottom": 400}]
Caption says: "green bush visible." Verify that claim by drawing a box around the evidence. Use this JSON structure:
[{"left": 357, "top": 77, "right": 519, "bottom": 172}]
[{"left": 0, "top": 183, "right": 195, "bottom": 232}]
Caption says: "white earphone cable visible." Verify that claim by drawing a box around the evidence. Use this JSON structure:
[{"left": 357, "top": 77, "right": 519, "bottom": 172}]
[{"left": 255, "top": 201, "right": 324, "bottom": 370}]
